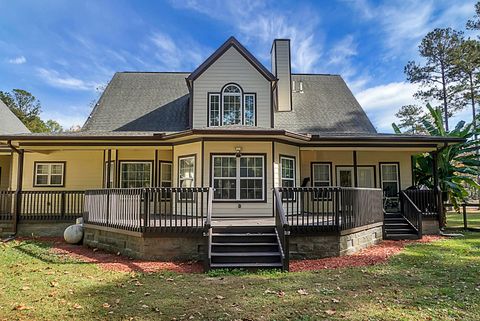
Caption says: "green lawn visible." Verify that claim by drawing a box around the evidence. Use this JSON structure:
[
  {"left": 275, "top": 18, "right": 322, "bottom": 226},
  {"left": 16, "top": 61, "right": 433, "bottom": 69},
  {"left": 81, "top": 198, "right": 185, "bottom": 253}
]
[
  {"left": 446, "top": 209, "right": 480, "bottom": 229},
  {"left": 1, "top": 234, "right": 480, "bottom": 321}
]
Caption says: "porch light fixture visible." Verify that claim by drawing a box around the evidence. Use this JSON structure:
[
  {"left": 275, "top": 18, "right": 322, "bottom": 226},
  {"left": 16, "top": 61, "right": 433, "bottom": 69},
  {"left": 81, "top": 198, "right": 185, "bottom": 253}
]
[{"left": 235, "top": 146, "right": 242, "bottom": 157}]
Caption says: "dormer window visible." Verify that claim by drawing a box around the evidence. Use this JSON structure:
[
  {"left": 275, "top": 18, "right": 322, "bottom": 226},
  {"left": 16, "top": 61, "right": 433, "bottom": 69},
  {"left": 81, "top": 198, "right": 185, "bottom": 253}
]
[{"left": 208, "top": 83, "right": 256, "bottom": 127}]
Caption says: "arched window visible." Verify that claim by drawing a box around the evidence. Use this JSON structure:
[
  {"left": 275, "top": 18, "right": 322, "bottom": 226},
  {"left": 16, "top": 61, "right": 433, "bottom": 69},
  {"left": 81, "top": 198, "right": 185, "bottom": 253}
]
[
  {"left": 222, "top": 84, "right": 242, "bottom": 125},
  {"left": 208, "top": 84, "right": 256, "bottom": 127}
]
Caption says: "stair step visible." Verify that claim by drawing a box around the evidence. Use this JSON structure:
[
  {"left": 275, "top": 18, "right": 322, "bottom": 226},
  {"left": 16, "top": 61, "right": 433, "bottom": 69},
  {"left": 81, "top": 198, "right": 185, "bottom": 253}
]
[
  {"left": 385, "top": 234, "right": 420, "bottom": 240},
  {"left": 211, "top": 242, "right": 278, "bottom": 246},
  {"left": 385, "top": 228, "right": 416, "bottom": 233},
  {"left": 211, "top": 251, "right": 281, "bottom": 257},
  {"left": 210, "top": 262, "right": 283, "bottom": 268},
  {"left": 212, "top": 233, "right": 277, "bottom": 237}
]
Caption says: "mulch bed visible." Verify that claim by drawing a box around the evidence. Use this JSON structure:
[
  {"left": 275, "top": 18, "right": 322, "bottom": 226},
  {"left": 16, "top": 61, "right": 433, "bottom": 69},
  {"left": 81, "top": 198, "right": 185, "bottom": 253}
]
[
  {"left": 14, "top": 235, "right": 443, "bottom": 274},
  {"left": 290, "top": 235, "right": 444, "bottom": 272}
]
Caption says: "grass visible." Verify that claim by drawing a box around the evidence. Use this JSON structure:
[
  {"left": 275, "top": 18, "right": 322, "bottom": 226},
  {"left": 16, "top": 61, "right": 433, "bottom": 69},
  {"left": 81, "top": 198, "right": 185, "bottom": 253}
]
[
  {"left": 0, "top": 234, "right": 479, "bottom": 320},
  {"left": 446, "top": 209, "right": 480, "bottom": 229}
]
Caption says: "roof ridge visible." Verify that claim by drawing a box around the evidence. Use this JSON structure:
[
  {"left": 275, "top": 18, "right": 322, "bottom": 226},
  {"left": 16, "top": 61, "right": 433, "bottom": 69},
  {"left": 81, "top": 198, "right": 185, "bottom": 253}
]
[
  {"left": 291, "top": 73, "right": 340, "bottom": 76},
  {"left": 118, "top": 71, "right": 191, "bottom": 74}
]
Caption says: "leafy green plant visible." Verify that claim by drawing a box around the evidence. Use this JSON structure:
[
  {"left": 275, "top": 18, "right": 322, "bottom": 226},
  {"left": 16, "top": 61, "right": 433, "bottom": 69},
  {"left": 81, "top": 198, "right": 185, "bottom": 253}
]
[{"left": 394, "top": 104, "right": 480, "bottom": 218}]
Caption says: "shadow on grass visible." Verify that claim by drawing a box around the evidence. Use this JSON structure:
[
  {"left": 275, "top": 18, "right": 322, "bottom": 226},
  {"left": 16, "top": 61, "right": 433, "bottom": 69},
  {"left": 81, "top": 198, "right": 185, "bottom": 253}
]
[{"left": 48, "top": 233, "right": 480, "bottom": 320}]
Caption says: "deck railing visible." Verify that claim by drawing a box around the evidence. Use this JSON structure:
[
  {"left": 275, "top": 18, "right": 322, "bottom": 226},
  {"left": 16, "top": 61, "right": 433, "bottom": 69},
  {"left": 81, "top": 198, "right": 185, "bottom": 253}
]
[
  {"left": 403, "top": 188, "right": 440, "bottom": 217},
  {"left": 0, "top": 190, "right": 84, "bottom": 222},
  {"left": 276, "top": 187, "right": 383, "bottom": 233},
  {"left": 84, "top": 187, "right": 213, "bottom": 234},
  {"left": 400, "top": 191, "right": 422, "bottom": 237},
  {"left": 274, "top": 188, "right": 289, "bottom": 271}
]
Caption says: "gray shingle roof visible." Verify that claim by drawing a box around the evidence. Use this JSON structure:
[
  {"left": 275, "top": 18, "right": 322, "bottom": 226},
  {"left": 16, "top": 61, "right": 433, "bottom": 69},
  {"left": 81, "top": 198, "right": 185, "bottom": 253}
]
[
  {"left": 0, "top": 100, "right": 30, "bottom": 134},
  {"left": 82, "top": 72, "right": 190, "bottom": 132},
  {"left": 82, "top": 72, "right": 376, "bottom": 135},
  {"left": 274, "top": 74, "right": 377, "bottom": 134}
]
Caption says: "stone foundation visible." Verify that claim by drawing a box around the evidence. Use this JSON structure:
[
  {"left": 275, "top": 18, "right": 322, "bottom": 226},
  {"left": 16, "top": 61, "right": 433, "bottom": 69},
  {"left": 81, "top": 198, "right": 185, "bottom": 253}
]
[
  {"left": 422, "top": 217, "right": 440, "bottom": 235},
  {"left": 83, "top": 226, "right": 205, "bottom": 261},
  {"left": 17, "top": 222, "right": 74, "bottom": 237},
  {"left": 290, "top": 223, "right": 383, "bottom": 259}
]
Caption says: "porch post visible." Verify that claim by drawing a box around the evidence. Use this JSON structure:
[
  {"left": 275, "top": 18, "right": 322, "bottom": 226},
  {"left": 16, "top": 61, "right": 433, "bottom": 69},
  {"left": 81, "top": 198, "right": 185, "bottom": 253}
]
[
  {"left": 432, "top": 151, "right": 444, "bottom": 228},
  {"left": 353, "top": 151, "right": 358, "bottom": 188},
  {"left": 14, "top": 150, "right": 24, "bottom": 234},
  {"left": 106, "top": 149, "right": 112, "bottom": 189}
]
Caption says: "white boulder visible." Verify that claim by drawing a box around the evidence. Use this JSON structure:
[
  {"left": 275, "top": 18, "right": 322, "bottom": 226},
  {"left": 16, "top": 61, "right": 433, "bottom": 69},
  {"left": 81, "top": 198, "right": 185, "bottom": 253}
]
[{"left": 64, "top": 224, "right": 84, "bottom": 244}]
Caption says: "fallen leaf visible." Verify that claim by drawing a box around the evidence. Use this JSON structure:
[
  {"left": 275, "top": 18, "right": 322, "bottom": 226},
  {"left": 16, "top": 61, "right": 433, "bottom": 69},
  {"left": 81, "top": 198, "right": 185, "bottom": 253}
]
[
  {"left": 332, "top": 298, "right": 340, "bottom": 303},
  {"left": 13, "top": 305, "right": 31, "bottom": 311},
  {"left": 297, "top": 289, "right": 308, "bottom": 295},
  {"left": 50, "top": 281, "right": 59, "bottom": 288},
  {"left": 215, "top": 295, "right": 225, "bottom": 300},
  {"left": 21, "top": 286, "right": 30, "bottom": 291},
  {"left": 325, "top": 309, "right": 336, "bottom": 315},
  {"left": 102, "top": 303, "right": 111, "bottom": 309},
  {"left": 73, "top": 303, "right": 82, "bottom": 309}
]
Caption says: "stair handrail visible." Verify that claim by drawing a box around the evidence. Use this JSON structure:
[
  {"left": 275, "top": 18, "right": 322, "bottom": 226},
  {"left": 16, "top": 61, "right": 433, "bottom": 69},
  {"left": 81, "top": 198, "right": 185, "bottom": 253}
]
[
  {"left": 274, "top": 187, "right": 290, "bottom": 271},
  {"left": 203, "top": 187, "right": 214, "bottom": 271},
  {"left": 400, "top": 190, "right": 423, "bottom": 236}
]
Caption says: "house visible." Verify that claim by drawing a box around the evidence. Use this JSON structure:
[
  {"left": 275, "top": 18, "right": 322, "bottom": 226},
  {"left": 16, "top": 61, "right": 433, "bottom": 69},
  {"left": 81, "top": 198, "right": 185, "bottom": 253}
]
[{"left": 0, "top": 37, "right": 462, "bottom": 270}]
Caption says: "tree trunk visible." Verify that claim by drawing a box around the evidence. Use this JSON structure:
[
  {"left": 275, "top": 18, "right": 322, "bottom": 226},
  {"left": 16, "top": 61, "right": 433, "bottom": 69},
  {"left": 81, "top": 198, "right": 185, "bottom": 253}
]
[{"left": 441, "top": 64, "right": 449, "bottom": 131}]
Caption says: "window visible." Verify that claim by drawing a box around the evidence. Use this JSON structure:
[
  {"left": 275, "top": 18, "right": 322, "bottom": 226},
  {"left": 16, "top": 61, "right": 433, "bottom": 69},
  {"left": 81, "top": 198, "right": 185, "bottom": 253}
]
[
  {"left": 208, "top": 93, "right": 220, "bottom": 126},
  {"left": 280, "top": 156, "right": 295, "bottom": 188},
  {"left": 179, "top": 156, "right": 195, "bottom": 187},
  {"left": 160, "top": 162, "right": 172, "bottom": 188},
  {"left": 222, "top": 85, "right": 241, "bottom": 125},
  {"left": 120, "top": 162, "right": 152, "bottom": 188},
  {"left": 380, "top": 163, "right": 399, "bottom": 197},
  {"left": 312, "top": 163, "right": 331, "bottom": 187},
  {"left": 34, "top": 162, "right": 65, "bottom": 187},
  {"left": 244, "top": 94, "right": 255, "bottom": 125},
  {"left": 207, "top": 84, "right": 256, "bottom": 127},
  {"left": 212, "top": 155, "right": 265, "bottom": 201},
  {"left": 357, "top": 167, "right": 375, "bottom": 188},
  {"left": 335, "top": 166, "right": 376, "bottom": 188}
]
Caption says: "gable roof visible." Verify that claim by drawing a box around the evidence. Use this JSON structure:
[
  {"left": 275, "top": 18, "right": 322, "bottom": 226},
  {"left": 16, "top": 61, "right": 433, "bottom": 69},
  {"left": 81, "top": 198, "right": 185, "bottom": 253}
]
[
  {"left": 0, "top": 100, "right": 30, "bottom": 134},
  {"left": 82, "top": 72, "right": 190, "bottom": 132},
  {"left": 274, "top": 74, "right": 377, "bottom": 134},
  {"left": 186, "top": 36, "right": 277, "bottom": 82}
]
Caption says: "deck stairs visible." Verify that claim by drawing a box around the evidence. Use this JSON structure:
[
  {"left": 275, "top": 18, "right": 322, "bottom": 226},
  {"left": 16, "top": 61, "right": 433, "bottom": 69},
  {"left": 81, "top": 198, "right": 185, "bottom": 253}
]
[
  {"left": 384, "top": 212, "right": 420, "bottom": 240},
  {"left": 208, "top": 226, "right": 284, "bottom": 269}
]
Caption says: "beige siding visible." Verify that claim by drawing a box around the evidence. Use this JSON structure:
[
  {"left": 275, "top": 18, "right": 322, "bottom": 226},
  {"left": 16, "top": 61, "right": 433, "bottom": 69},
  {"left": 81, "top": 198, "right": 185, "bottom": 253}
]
[
  {"left": 273, "top": 142, "right": 300, "bottom": 188},
  {"left": 193, "top": 47, "right": 272, "bottom": 128},
  {"left": 173, "top": 142, "right": 202, "bottom": 188},
  {"left": 204, "top": 141, "right": 273, "bottom": 217},
  {"left": 300, "top": 150, "right": 414, "bottom": 190},
  {"left": 0, "top": 155, "right": 12, "bottom": 189},
  {"left": 22, "top": 150, "right": 104, "bottom": 190}
]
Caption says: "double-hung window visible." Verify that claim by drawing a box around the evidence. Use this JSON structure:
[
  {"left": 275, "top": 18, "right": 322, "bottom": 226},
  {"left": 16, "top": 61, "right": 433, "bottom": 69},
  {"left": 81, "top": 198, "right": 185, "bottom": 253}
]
[
  {"left": 179, "top": 156, "right": 195, "bottom": 187},
  {"left": 312, "top": 163, "right": 331, "bottom": 199},
  {"left": 208, "top": 84, "right": 256, "bottom": 127},
  {"left": 213, "top": 155, "right": 265, "bottom": 201},
  {"left": 34, "top": 162, "right": 65, "bottom": 187},
  {"left": 380, "top": 163, "right": 399, "bottom": 197},
  {"left": 120, "top": 162, "right": 152, "bottom": 188},
  {"left": 280, "top": 156, "right": 296, "bottom": 200}
]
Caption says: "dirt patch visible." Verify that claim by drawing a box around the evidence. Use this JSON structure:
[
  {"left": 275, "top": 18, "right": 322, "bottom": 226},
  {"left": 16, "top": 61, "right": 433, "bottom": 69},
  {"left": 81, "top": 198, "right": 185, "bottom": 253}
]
[
  {"left": 290, "top": 235, "right": 444, "bottom": 272},
  {"left": 15, "top": 236, "right": 443, "bottom": 274}
]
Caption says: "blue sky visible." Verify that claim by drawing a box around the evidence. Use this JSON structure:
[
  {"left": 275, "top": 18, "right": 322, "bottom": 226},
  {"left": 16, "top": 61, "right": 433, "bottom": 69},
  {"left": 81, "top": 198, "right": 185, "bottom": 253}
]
[{"left": 0, "top": 0, "right": 478, "bottom": 132}]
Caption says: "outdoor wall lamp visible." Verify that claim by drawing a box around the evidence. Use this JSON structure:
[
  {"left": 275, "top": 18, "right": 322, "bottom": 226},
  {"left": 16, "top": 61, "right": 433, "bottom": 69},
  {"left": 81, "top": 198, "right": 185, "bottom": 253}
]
[{"left": 235, "top": 146, "right": 242, "bottom": 157}]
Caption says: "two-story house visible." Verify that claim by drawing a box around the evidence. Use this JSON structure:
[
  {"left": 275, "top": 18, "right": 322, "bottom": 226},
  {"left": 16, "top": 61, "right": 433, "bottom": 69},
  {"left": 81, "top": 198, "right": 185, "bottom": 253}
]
[{"left": 0, "top": 37, "right": 462, "bottom": 270}]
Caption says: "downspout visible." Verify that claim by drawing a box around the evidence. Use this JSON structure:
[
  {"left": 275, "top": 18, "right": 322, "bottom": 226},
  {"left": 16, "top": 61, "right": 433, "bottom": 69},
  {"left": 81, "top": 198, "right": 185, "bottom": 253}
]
[{"left": 7, "top": 140, "right": 24, "bottom": 236}]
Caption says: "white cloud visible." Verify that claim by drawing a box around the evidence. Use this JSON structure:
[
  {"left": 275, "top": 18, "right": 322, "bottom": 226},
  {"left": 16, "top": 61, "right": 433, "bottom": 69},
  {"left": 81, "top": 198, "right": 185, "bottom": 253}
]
[
  {"left": 171, "top": 0, "right": 323, "bottom": 73},
  {"left": 41, "top": 110, "right": 88, "bottom": 129},
  {"left": 8, "top": 55, "right": 26, "bottom": 64},
  {"left": 355, "top": 82, "right": 421, "bottom": 132},
  {"left": 149, "top": 31, "right": 209, "bottom": 71},
  {"left": 36, "top": 67, "right": 101, "bottom": 91}
]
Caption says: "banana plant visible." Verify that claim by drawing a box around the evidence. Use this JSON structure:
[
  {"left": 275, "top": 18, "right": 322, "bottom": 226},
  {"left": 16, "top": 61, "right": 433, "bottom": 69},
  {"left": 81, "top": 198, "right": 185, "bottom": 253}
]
[{"left": 393, "top": 104, "right": 480, "bottom": 220}]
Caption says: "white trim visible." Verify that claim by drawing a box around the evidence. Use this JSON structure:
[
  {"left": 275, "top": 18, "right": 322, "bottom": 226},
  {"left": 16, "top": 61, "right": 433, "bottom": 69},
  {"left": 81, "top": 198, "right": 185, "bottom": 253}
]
[
  {"left": 34, "top": 162, "right": 64, "bottom": 187},
  {"left": 280, "top": 156, "right": 295, "bottom": 188},
  {"left": 243, "top": 93, "right": 255, "bottom": 126},
  {"left": 119, "top": 161, "right": 152, "bottom": 188},
  {"left": 212, "top": 155, "right": 265, "bottom": 201},
  {"left": 178, "top": 156, "right": 195, "bottom": 188}
]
